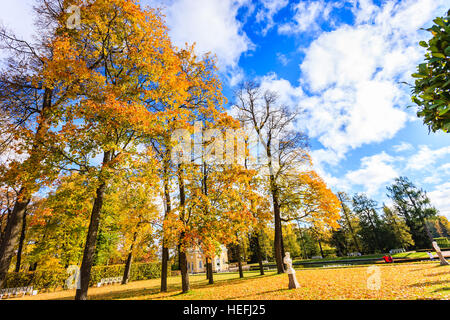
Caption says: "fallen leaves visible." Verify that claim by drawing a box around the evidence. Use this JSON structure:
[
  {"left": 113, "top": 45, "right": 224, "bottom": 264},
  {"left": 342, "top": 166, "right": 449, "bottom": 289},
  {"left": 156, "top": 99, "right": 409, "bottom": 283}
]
[{"left": 14, "top": 262, "right": 449, "bottom": 300}]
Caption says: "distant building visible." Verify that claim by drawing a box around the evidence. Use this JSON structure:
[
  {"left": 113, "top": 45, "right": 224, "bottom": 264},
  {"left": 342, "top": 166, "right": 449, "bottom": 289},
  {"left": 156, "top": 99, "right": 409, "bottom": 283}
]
[{"left": 186, "top": 245, "right": 229, "bottom": 274}]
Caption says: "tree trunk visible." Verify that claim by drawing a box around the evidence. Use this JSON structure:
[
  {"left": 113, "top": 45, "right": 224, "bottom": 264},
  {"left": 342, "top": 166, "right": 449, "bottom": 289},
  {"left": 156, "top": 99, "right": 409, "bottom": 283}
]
[
  {"left": 273, "top": 198, "right": 284, "bottom": 273},
  {"left": 177, "top": 165, "right": 189, "bottom": 293},
  {"left": 15, "top": 210, "right": 27, "bottom": 273},
  {"left": 206, "top": 258, "right": 210, "bottom": 279},
  {"left": 75, "top": 151, "right": 111, "bottom": 300},
  {"left": 160, "top": 167, "right": 171, "bottom": 292},
  {"left": 178, "top": 244, "right": 190, "bottom": 293},
  {"left": 255, "top": 232, "right": 264, "bottom": 275},
  {"left": 0, "top": 208, "right": 12, "bottom": 248},
  {"left": 269, "top": 163, "right": 284, "bottom": 273},
  {"left": 122, "top": 251, "right": 133, "bottom": 285},
  {"left": 236, "top": 243, "right": 244, "bottom": 278},
  {"left": 201, "top": 162, "right": 213, "bottom": 285},
  {"left": 318, "top": 238, "right": 324, "bottom": 258},
  {"left": 122, "top": 232, "right": 137, "bottom": 285},
  {"left": 0, "top": 88, "right": 53, "bottom": 289},
  {"left": 0, "top": 193, "right": 30, "bottom": 288},
  {"left": 161, "top": 246, "right": 169, "bottom": 291},
  {"left": 207, "top": 259, "right": 214, "bottom": 284},
  {"left": 366, "top": 209, "right": 381, "bottom": 252}
]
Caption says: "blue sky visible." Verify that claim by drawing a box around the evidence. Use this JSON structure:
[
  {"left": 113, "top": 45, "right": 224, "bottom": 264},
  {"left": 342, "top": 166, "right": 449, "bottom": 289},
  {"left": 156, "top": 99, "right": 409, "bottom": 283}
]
[{"left": 1, "top": 0, "right": 449, "bottom": 217}]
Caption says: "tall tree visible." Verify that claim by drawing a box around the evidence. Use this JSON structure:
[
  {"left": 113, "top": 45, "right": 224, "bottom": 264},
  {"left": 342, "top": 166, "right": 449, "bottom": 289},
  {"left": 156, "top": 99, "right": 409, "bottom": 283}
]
[
  {"left": 108, "top": 154, "right": 159, "bottom": 285},
  {"left": 337, "top": 192, "right": 361, "bottom": 252},
  {"left": 233, "top": 82, "right": 310, "bottom": 273},
  {"left": 352, "top": 194, "right": 383, "bottom": 253},
  {"left": 387, "top": 177, "right": 438, "bottom": 249},
  {"left": 382, "top": 205, "right": 414, "bottom": 250},
  {"left": 0, "top": 0, "right": 91, "bottom": 287},
  {"left": 47, "top": 0, "right": 188, "bottom": 300}
]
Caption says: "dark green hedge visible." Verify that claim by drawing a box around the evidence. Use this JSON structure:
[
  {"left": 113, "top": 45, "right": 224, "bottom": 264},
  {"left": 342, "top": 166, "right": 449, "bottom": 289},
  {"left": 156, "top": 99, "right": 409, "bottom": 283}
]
[
  {"left": 5, "top": 269, "right": 67, "bottom": 291},
  {"left": 434, "top": 237, "right": 450, "bottom": 248},
  {"left": 5, "top": 262, "right": 161, "bottom": 291}
]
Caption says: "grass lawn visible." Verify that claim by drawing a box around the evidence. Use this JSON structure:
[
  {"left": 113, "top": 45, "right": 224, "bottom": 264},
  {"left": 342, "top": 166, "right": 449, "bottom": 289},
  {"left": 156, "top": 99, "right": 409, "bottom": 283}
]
[
  {"left": 13, "top": 262, "right": 449, "bottom": 300},
  {"left": 391, "top": 251, "right": 430, "bottom": 259},
  {"left": 278, "top": 251, "right": 434, "bottom": 265},
  {"left": 290, "top": 254, "right": 384, "bottom": 264}
]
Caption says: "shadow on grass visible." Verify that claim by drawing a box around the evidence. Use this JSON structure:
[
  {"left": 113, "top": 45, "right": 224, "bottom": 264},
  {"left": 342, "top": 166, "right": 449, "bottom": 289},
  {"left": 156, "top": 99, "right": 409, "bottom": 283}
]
[
  {"left": 425, "top": 270, "right": 450, "bottom": 277},
  {"left": 53, "top": 272, "right": 280, "bottom": 300},
  {"left": 432, "top": 287, "right": 450, "bottom": 293},
  {"left": 144, "top": 272, "right": 281, "bottom": 301},
  {"left": 408, "top": 280, "right": 450, "bottom": 288},
  {"left": 406, "top": 263, "right": 444, "bottom": 272},
  {"left": 224, "top": 288, "right": 292, "bottom": 300}
]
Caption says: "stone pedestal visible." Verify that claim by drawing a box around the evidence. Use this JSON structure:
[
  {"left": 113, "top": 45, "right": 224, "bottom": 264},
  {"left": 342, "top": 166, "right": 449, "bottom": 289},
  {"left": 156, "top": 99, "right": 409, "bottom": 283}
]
[{"left": 288, "top": 272, "right": 300, "bottom": 289}]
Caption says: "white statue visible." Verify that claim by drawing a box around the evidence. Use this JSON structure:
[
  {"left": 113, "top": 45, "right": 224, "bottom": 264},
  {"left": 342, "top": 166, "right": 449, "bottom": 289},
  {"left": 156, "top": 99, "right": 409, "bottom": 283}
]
[
  {"left": 283, "top": 252, "right": 294, "bottom": 274},
  {"left": 283, "top": 252, "right": 300, "bottom": 289}
]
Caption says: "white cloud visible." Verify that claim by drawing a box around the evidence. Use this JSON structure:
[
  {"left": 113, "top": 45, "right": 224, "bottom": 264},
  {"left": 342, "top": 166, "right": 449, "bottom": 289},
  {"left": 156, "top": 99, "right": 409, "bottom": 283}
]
[
  {"left": 440, "top": 163, "right": 450, "bottom": 174},
  {"left": 428, "top": 183, "right": 450, "bottom": 220},
  {"left": 309, "top": 149, "right": 350, "bottom": 191},
  {"left": 344, "top": 152, "right": 398, "bottom": 196},
  {"left": 406, "top": 145, "right": 450, "bottom": 171},
  {"left": 258, "top": 72, "right": 304, "bottom": 108},
  {"left": 350, "top": 0, "right": 380, "bottom": 24},
  {"left": 256, "top": 0, "right": 289, "bottom": 34},
  {"left": 423, "top": 175, "right": 442, "bottom": 185},
  {"left": 300, "top": 80, "right": 408, "bottom": 159},
  {"left": 278, "top": 0, "right": 337, "bottom": 35},
  {"left": 297, "top": 0, "right": 446, "bottom": 159},
  {"left": 146, "top": 0, "right": 253, "bottom": 75},
  {"left": 393, "top": 142, "right": 414, "bottom": 153}
]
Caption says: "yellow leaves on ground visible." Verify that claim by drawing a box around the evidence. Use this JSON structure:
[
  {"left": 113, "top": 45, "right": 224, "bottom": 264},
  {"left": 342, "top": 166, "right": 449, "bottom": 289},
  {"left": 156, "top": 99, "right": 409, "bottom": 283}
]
[{"left": 15, "top": 263, "right": 449, "bottom": 300}]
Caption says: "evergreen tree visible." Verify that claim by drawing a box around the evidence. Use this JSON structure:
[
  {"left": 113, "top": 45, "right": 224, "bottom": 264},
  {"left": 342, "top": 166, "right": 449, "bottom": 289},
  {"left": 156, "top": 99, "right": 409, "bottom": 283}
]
[
  {"left": 352, "top": 194, "right": 384, "bottom": 253},
  {"left": 387, "top": 177, "right": 438, "bottom": 249}
]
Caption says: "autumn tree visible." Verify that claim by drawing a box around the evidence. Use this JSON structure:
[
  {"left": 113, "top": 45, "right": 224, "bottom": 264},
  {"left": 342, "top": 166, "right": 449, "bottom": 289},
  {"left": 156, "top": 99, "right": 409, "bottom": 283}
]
[
  {"left": 22, "top": 173, "right": 93, "bottom": 269},
  {"left": 147, "top": 45, "right": 225, "bottom": 292},
  {"left": 233, "top": 81, "right": 311, "bottom": 273},
  {"left": 106, "top": 153, "right": 160, "bottom": 284},
  {"left": 427, "top": 215, "right": 450, "bottom": 238},
  {"left": 164, "top": 106, "right": 268, "bottom": 290},
  {"left": 277, "top": 170, "right": 341, "bottom": 260},
  {"left": 382, "top": 205, "right": 414, "bottom": 250},
  {"left": 282, "top": 224, "right": 302, "bottom": 258},
  {"left": 149, "top": 137, "right": 174, "bottom": 292},
  {"left": 167, "top": 154, "right": 262, "bottom": 290},
  {"left": 30, "top": 0, "right": 190, "bottom": 300},
  {"left": 0, "top": 0, "right": 95, "bottom": 287}
]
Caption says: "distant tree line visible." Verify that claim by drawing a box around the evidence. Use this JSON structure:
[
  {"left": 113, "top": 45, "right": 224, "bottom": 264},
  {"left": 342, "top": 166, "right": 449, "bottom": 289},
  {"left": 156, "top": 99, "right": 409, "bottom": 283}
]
[{"left": 227, "top": 176, "right": 449, "bottom": 262}]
